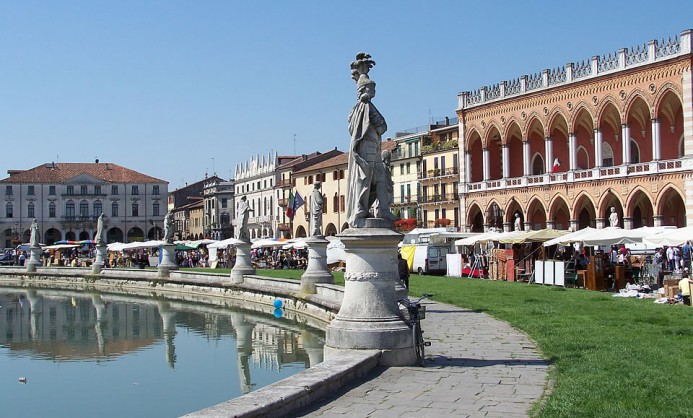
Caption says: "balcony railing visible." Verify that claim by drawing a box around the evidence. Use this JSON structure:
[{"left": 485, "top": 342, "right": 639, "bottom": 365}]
[
  {"left": 419, "top": 166, "right": 459, "bottom": 180},
  {"left": 463, "top": 159, "right": 690, "bottom": 193},
  {"left": 419, "top": 193, "right": 459, "bottom": 204},
  {"left": 421, "top": 140, "right": 458, "bottom": 155},
  {"left": 62, "top": 215, "right": 100, "bottom": 222},
  {"left": 278, "top": 179, "right": 292, "bottom": 187}
]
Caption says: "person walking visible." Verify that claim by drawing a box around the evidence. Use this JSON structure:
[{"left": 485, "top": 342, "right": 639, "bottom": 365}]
[{"left": 397, "top": 253, "right": 410, "bottom": 289}]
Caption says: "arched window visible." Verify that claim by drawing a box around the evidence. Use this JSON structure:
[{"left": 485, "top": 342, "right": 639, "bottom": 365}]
[
  {"left": 132, "top": 201, "right": 139, "bottom": 217},
  {"left": 93, "top": 200, "right": 103, "bottom": 217},
  {"left": 112, "top": 202, "right": 119, "bottom": 217},
  {"left": 333, "top": 193, "right": 339, "bottom": 213},
  {"left": 531, "top": 154, "right": 544, "bottom": 175},
  {"left": 630, "top": 139, "right": 640, "bottom": 164},
  {"left": 27, "top": 202, "right": 35, "bottom": 218},
  {"left": 79, "top": 200, "right": 89, "bottom": 218},
  {"left": 66, "top": 200, "right": 75, "bottom": 218},
  {"left": 602, "top": 143, "right": 614, "bottom": 167}
]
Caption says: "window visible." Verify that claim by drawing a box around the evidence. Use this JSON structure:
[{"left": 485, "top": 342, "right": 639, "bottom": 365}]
[
  {"left": 6, "top": 203, "right": 13, "bottom": 218},
  {"left": 400, "top": 185, "right": 405, "bottom": 203},
  {"left": 322, "top": 194, "right": 327, "bottom": 214},
  {"left": 67, "top": 186, "right": 74, "bottom": 195},
  {"left": 28, "top": 185, "right": 35, "bottom": 195},
  {"left": 333, "top": 194, "right": 339, "bottom": 213},
  {"left": 5, "top": 186, "right": 12, "bottom": 196},
  {"left": 94, "top": 201, "right": 102, "bottom": 216},
  {"left": 81, "top": 185, "right": 88, "bottom": 195},
  {"left": 406, "top": 162, "right": 411, "bottom": 174},
  {"left": 28, "top": 203, "right": 34, "bottom": 218},
  {"left": 94, "top": 185, "right": 101, "bottom": 195},
  {"left": 80, "top": 200, "right": 89, "bottom": 218},
  {"left": 400, "top": 164, "right": 404, "bottom": 175},
  {"left": 221, "top": 198, "right": 227, "bottom": 208},
  {"left": 406, "top": 184, "right": 411, "bottom": 200},
  {"left": 153, "top": 202, "right": 160, "bottom": 216},
  {"left": 66, "top": 201, "right": 75, "bottom": 218},
  {"left": 340, "top": 195, "right": 345, "bottom": 212},
  {"left": 339, "top": 170, "right": 345, "bottom": 179},
  {"left": 131, "top": 185, "right": 139, "bottom": 195},
  {"left": 153, "top": 185, "right": 160, "bottom": 195},
  {"left": 111, "top": 185, "right": 118, "bottom": 195},
  {"left": 49, "top": 185, "right": 56, "bottom": 195},
  {"left": 49, "top": 202, "right": 56, "bottom": 218},
  {"left": 132, "top": 202, "right": 139, "bottom": 217},
  {"left": 112, "top": 202, "right": 119, "bottom": 217}
]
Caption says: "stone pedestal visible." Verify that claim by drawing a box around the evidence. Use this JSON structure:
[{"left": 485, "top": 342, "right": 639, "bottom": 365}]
[
  {"left": 26, "top": 246, "right": 43, "bottom": 272},
  {"left": 324, "top": 219, "right": 415, "bottom": 366},
  {"left": 92, "top": 243, "right": 107, "bottom": 274},
  {"left": 158, "top": 243, "right": 178, "bottom": 277},
  {"left": 300, "top": 236, "right": 334, "bottom": 293},
  {"left": 229, "top": 240, "right": 254, "bottom": 284}
]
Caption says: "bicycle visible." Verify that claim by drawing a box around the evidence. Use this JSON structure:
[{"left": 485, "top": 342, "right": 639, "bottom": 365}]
[{"left": 397, "top": 293, "right": 432, "bottom": 366}]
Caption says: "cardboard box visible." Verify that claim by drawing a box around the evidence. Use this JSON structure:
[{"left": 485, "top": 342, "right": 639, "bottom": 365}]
[{"left": 665, "top": 285, "right": 680, "bottom": 299}]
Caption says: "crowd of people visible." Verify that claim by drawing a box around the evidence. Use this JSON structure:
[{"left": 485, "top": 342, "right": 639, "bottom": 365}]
[{"left": 250, "top": 247, "right": 308, "bottom": 269}]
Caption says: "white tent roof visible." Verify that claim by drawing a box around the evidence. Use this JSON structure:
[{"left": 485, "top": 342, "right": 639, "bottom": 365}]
[
  {"left": 642, "top": 226, "right": 693, "bottom": 247},
  {"left": 107, "top": 240, "right": 164, "bottom": 252},
  {"left": 207, "top": 238, "right": 244, "bottom": 249}
]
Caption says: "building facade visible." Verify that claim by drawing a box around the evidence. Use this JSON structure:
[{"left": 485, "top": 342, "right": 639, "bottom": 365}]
[
  {"left": 0, "top": 162, "right": 168, "bottom": 247},
  {"left": 457, "top": 30, "right": 693, "bottom": 232},
  {"left": 202, "top": 178, "right": 235, "bottom": 240}
]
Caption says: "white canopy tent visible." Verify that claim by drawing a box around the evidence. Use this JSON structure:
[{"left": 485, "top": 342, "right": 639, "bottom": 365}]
[
  {"left": 107, "top": 240, "right": 164, "bottom": 252},
  {"left": 207, "top": 238, "right": 244, "bottom": 249},
  {"left": 642, "top": 226, "right": 693, "bottom": 247}
]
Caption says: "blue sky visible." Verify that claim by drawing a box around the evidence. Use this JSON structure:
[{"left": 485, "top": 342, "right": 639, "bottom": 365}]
[{"left": 2, "top": 1, "right": 692, "bottom": 189}]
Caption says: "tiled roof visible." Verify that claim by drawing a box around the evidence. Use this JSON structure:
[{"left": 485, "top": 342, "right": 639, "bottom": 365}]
[
  {"left": 293, "top": 152, "right": 348, "bottom": 174},
  {"left": 292, "top": 141, "right": 397, "bottom": 175},
  {"left": 0, "top": 162, "right": 167, "bottom": 184}
]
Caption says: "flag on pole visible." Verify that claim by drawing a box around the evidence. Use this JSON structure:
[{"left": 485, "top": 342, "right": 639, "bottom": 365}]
[
  {"left": 551, "top": 157, "right": 561, "bottom": 173},
  {"left": 293, "top": 191, "right": 305, "bottom": 218},
  {"left": 286, "top": 190, "right": 295, "bottom": 220}
]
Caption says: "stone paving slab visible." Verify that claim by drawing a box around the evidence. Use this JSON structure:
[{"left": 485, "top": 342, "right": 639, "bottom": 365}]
[{"left": 293, "top": 301, "right": 550, "bottom": 417}]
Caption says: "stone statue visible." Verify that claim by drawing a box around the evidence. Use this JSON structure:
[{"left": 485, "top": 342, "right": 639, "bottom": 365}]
[
  {"left": 514, "top": 213, "right": 522, "bottom": 231},
  {"left": 373, "top": 148, "right": 394, "bottom": 218},
  {"left": 311, "top": 182, "right": 324, "bottom": 236},
  {"left": 163, "top": 212, "right": 174, "bottom": 244},
  {"left": 346, "top": 52, "right": 394, "bottom": 228},
  {"left": 96, "top": 213, "right": 106, "bottom": 245},
  {"left": 237, "top": 196, "right": 253, "bottom": 240},
  {"left": 30, "top": 218, "right": 39, "bottom": 247},
  {"left": 609, "top": 207, "right": 619, "bottom": 228}
]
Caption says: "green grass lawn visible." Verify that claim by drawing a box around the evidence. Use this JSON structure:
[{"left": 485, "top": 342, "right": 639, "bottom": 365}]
[{"left": 180, "top": 267, "right": 692, "bottom": 417}]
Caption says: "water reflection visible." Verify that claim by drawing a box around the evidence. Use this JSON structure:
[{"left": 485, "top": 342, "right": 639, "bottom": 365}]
[{"left": 0, "top": 286, "right": 325, "bottom": 418}]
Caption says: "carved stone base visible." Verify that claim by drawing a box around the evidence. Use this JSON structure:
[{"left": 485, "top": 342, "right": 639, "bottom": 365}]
[
  {"left": 27, "top": 246, "right": 43, "bottom": 272},
  {"left": 324, "top": 221, "right": 415, "bottom": 366},
  {"left": 300, "top": 236, "right": 334, "bottom": 293},
  {"left": 92, "top": 244, "right": 107, "bottom": 274},
  {"left": 229, "top": 240, "right": 254, "bottom": 284},
  {"left": 158, "top": 244, "right": 178, "bottom": 277}
]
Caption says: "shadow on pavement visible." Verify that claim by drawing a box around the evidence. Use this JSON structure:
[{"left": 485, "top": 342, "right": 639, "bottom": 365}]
[{"left": 425, "top": 355, "right": 550, "bottom": 368}]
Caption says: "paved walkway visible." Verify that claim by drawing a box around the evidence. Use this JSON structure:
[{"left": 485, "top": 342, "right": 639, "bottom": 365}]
[{"left": 294, "top": 301, "right": 550, "bottom": 418}]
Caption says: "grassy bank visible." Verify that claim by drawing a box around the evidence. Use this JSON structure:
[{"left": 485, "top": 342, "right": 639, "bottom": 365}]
[{"left": 181, "top": 267, "right": 692, "bottom": 417}]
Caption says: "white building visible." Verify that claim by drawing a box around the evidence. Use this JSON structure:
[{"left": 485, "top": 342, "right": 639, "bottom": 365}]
[{"left": 0, "top": 162, "right": 168, "bottom": 247}]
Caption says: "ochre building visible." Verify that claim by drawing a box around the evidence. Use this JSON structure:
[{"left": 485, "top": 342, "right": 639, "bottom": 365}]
[{"left": 457, "top": 29, "right": 693, "bottom": 232}]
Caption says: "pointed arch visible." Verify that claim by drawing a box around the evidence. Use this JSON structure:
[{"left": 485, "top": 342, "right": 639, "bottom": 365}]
[
  {"left": 467, "top": 201, "right": 485, "bottom": 233},
  {"left": 526, "top": 196, "right": 547, "bottom": 230},
  {"left": 655, "top": 184, "right": 686, "bottom": 227},
  {"left": 573, "top": 191, "right": 597, "bottom": 229},
  {"left": 625, "top": 186, "right": 654, "bottom": 228}
]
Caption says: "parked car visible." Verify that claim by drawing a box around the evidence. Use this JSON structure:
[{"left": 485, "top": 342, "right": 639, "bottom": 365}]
[{"left": 0, "top": 253, "right": 15, "bottom": 266}]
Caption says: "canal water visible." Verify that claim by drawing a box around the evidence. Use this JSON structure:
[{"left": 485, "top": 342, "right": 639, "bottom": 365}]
[{"left": 0, "top": 287, "right": 325, "bottom": 417}]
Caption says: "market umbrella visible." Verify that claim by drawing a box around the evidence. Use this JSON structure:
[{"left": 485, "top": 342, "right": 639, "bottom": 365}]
[
  {"left": 499, "top": 229, "right": 569, "bottom": 244},
  {"left": 543, "top": 227, "right": 597, "bottom": 247}
]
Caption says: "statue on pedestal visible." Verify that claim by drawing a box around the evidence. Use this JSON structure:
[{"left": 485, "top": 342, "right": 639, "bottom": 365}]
[
  {"left": 609, "top": 207, "right": 619, "bottom": 228},
  {"left": 30, "top": 219, "right": 39, "bottom": 247},
  {"left": 237, "top": 196, "right": 253, "bottom": 240},
  {"left": 311, "top": 182, "right": 324, "bottom": 236},
  {"left": 96, "top": 213, "right": 106, "bottom": 245},
  {"left": 163, "top": 212, "right": 174, "bottom": 244},
  {"left": 514, "top": 213, "right": 522, "bottom": 231},
  {"left": 346, "top": 52, "right": 394, "bottom": 228}
]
